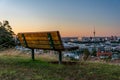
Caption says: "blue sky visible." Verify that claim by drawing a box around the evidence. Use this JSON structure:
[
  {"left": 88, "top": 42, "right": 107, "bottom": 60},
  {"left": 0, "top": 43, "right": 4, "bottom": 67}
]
[{"left": 0, "top": 0, "right": 120, "bottom": 37}]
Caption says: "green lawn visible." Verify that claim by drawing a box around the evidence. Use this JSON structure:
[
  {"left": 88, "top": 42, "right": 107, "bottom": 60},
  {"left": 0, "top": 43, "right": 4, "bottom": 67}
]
[{"left": 0, "top": 49, "right": 120, "bottom": 80}]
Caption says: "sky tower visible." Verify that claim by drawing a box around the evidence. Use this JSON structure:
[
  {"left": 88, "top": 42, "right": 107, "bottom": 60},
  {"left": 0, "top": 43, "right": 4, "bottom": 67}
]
[
  {"left": 93, "top": 26, "right": 96, "bottom": 51},
  {"left": 93, "top": 27, "right": 96, "bottom": 41}
]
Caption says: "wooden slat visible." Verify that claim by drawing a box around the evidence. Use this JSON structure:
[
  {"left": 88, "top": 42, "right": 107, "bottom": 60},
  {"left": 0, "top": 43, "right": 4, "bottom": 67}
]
[{"left": 25, "top": 37, "right": 49, "bottom": 41}]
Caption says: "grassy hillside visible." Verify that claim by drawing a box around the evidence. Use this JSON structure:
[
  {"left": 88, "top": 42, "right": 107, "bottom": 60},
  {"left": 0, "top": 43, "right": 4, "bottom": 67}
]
[{"left": 0, "top": 49, "right": 120, "bottom": 80}]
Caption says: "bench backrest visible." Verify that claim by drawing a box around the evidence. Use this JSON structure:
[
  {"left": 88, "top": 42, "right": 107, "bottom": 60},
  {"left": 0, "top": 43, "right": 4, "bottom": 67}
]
[{"left": 17, "top": 31, "right": 64, "bottom": 51}]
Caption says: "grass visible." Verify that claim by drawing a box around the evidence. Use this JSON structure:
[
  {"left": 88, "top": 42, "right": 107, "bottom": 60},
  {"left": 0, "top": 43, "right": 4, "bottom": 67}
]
[{"left": 0, "top": 49, "right": 120, "bottom": 80}]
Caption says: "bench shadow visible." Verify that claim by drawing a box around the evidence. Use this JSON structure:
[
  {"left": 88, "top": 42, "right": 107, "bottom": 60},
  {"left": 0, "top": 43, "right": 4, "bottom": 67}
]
[{"left": 48, "top": 61, "right": 80, "bottom": 65}]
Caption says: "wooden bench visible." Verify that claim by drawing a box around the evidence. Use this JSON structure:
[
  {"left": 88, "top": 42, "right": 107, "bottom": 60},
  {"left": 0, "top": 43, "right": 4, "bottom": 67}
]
[{"left": 17, "top": 31, "right": 78, "bottom": 64}]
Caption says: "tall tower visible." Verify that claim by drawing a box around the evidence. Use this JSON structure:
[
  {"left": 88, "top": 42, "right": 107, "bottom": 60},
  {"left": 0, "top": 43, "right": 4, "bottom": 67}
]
[
  {"left": 93, "top": 26, "right": 96, "bottom": 56},
  {"left": 93, "top": 27, "right": 96, "bottom": 41}
]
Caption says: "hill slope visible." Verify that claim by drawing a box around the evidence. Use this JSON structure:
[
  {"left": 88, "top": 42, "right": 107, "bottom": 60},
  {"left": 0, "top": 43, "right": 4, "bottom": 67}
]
[{"left": 0, "top": 49, "right": 120, "bottom": 80}]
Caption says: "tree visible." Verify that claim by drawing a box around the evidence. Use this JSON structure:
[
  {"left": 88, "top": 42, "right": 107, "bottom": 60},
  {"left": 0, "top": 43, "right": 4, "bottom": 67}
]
[
  {"left": 91, "top": 49, "right": 97, "bottom": 56},
  {"left": 83, "top": 48, "right": 90, "bottom": 61},
  {"left": 0, "top": 20, "right": 15, "bottom": 47}
]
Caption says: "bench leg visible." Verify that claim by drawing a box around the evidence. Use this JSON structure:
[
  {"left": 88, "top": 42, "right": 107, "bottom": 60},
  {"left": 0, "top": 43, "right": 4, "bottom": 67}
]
[
  {"left": 58, "top": 51, "right": 62, "bottom": 64},
  {"left": 31, "top": 49, "right": 35, "bottom": 61}
]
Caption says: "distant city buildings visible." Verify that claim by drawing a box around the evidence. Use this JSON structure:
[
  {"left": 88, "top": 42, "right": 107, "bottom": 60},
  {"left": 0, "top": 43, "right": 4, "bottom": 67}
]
[
  {"left": 81, "top": 36, "right": 120, "bottom": 42},
  {"left": 62, "top": 37, "right": 78, "bottom": 42},
  {"left": 62, "top": 36, "right": 120, "bottom": 43},
  {"left": 61, "top": 36, "right": 120, "bottom": 60}
]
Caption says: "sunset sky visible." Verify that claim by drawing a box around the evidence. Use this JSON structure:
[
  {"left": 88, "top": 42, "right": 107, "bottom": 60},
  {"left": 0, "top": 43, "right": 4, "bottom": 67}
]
[{"left": 0, "top": 0, "right": 120, "bottom": 37}]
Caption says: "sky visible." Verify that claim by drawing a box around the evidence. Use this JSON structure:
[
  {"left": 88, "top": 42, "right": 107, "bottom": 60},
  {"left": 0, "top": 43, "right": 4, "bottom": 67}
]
[{"left": 0, "top": 0, "right": 120, "bottom": 37}]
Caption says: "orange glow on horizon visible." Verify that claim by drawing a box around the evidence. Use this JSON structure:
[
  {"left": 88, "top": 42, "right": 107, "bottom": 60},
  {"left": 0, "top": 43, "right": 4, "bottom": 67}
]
[{"left": 14, "top": 25, "right": 120, "bottom": 37}]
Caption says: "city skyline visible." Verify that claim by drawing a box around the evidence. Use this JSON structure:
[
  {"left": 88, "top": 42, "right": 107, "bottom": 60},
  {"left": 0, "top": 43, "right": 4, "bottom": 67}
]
[{"left": 0, "top": 0, "right": 120, "bottom": 37}]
